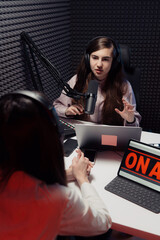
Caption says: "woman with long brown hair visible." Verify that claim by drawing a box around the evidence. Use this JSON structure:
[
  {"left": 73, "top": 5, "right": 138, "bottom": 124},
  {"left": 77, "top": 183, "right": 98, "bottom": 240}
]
[
  {"left": 0, "top": 91, "right": 111, "bottom": 239},
  {"left": 54, "top": 36, "right": 141, "bottom": 126}
]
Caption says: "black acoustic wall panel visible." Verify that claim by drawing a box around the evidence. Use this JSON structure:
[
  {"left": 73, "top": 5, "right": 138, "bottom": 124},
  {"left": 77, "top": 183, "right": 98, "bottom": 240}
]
[
  {"left": 0, "top": 0, "right": 72, "bottom": 102},
  {"left": 70, "top": 0, "right": 160, "bottom": 133}
]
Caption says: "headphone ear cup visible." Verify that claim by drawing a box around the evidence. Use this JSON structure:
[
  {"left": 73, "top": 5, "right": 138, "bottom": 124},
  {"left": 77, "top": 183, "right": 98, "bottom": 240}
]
[
  {"left": 84, "top": 52, "right": 90, "bottom": 71},
  {"left": 110, "top": 47, "right": 121, "bottom": 72},
  {"left": 111, "top": 58, "right": 120, "bottom": 71},
  {"left": 7, "top": 90, "right": 63, "bottom": 139},
  {"left": 116, "top": 54, "right": 121, "bottom": 64}
]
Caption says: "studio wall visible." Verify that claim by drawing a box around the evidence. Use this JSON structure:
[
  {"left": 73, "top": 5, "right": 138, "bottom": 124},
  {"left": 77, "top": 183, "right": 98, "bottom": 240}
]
[
  {"left": 70, "top": 0, "right": 160, "bottom": 133},
  {"left": 0, "top": 0, "right": 72, "bottom": 102}
]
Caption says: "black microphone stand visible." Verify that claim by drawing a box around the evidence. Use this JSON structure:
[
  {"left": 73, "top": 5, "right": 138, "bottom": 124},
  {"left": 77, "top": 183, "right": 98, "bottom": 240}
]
[{"left": 20, "top": 31, "right": 85, "bottom": 100}]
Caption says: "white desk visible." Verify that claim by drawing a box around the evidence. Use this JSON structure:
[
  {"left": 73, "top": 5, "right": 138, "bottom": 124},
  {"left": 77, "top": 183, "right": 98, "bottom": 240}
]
[{"left": 65, "top": 131, "right": 160, "bottom": 240}]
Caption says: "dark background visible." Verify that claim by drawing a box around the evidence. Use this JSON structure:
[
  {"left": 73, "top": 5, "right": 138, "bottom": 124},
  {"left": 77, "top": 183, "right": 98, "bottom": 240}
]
[{"left": 0, "top": 0, "right": 159, "bottom": 133}]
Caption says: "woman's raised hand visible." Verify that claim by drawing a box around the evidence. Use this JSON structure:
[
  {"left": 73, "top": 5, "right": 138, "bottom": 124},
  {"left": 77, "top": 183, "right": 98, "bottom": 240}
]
[{"left": 115, "top": 98, "right": 135, "bottom": 123}]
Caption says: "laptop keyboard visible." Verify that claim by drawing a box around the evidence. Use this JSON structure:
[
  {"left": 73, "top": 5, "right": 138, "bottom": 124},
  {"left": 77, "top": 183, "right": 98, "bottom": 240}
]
[
  {"left": 59, "top": 119, "right": 76, "bottom": 139},
  {"left": 105, "top": 176, "right": 160, "bottom": 213}
]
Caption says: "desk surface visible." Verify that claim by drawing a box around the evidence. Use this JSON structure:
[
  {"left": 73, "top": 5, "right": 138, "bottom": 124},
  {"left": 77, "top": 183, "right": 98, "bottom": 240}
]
[{"left": 65, "top": 131, "right": 160, "bottom": 240}]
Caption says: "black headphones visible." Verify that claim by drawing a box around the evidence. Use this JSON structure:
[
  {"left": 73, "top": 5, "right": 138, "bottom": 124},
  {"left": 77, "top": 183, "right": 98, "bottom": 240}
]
[
  {"left": 84, "top": 36, "right": 121, "bottom": 72},
  {"left": 0, "top": 90, "right": 63, "bottom": 137}
]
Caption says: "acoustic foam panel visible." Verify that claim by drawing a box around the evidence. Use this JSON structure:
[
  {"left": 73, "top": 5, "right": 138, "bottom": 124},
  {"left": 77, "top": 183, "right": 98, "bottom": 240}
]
[{"left": 0, "top": 0, "right": 72, "bottom": 102}]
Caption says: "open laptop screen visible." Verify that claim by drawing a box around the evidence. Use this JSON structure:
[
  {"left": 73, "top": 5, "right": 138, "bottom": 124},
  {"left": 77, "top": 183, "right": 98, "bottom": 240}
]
[
  {"left": 75, "top": 124, "right": 142, "bottom": 150},
  {"left": 118, "top": 139, "right": 160, "bottom": 192}
]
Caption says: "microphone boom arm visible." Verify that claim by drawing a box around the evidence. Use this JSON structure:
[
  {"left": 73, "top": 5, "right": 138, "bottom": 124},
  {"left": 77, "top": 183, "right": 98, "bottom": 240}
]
[{"left": 20, "top": 32, "right": 85, "bottom": 100}]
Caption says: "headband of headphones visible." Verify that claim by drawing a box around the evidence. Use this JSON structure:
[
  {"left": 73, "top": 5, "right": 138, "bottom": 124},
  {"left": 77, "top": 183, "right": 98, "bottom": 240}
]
[
  {"left": 84, "top": 36, "right": 121, "bottom": 70},
  {"left": 0, "top": 90, "right": 63, "bottom": 137}
]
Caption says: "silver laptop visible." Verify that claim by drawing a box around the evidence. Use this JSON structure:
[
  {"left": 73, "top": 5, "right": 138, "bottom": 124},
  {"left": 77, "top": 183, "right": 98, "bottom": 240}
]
[{"left": 75, "top": 124, "right": 142, "bottom": 151}]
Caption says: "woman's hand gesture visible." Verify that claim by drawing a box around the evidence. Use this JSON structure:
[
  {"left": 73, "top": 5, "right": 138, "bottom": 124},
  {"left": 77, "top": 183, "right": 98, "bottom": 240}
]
[{"left": 115, "top": 98, "right": 135, "bottom": 123}]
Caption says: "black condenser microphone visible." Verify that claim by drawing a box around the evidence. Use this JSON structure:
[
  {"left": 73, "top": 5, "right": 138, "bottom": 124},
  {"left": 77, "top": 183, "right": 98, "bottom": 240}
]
[{"left": 85, "top": 80, "right": 98, "bottom": 114}]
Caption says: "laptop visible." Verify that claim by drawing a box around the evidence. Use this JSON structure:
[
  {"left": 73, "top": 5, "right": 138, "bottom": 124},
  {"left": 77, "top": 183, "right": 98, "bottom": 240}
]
[
  {"left": 105, "top": 139, "right": 160, "bottom": 213},
  {"left": 75, "top": 123, "right": 142, "bottom": 156},
  {"left": 75, "top": 123, "right": 142, "bottom": 162}
]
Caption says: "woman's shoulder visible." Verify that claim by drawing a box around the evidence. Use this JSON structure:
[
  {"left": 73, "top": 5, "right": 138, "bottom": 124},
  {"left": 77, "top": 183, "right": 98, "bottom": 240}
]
[
  {"left": 123, "top": 79, "right": 133, "bottom": 93},
  {"left": 67, "top": 74, "right": 77, "bottom": 88},
  {"left": 2, "top": 171, "right": 68, "bottom": 201}
]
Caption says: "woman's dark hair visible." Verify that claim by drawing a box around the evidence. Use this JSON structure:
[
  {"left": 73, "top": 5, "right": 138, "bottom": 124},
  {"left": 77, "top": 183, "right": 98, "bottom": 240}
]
[
  {"left": 0, "top": 93, "right": 67, "bottom": 190},
  {"left": 72, "top": 36, "right": 127, "bottom": 125}
]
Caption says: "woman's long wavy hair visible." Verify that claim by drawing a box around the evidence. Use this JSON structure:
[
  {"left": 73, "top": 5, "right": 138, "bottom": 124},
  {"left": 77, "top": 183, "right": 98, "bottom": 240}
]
[
  {"left": 72, "top": 36, "right": 127, "bottom": 125},
  {"left": 0, "top": 93, "right": 67, "bottom": 190}
]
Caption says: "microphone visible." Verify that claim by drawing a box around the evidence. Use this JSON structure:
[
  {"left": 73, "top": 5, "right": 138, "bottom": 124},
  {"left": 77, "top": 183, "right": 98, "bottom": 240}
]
[{"left": 85, "top": 80, "right": 98, "bottom": 115}]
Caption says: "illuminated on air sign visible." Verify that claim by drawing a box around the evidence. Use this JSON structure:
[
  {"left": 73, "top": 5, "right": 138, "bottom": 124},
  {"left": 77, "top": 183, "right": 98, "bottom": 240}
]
[{"left": 119, "top": 140, "right": 160, "bottom": 192}]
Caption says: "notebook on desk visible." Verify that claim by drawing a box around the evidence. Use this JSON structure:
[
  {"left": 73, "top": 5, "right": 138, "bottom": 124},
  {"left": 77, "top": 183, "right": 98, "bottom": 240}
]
[{"left": 105, "top": 139, "right": 160, "bottom": 213}]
